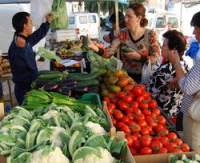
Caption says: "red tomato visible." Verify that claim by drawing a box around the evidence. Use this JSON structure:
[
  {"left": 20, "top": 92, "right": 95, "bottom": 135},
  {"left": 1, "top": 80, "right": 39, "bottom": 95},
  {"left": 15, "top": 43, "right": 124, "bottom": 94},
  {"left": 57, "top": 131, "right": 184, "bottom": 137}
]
[
  {"left": 143, "top": 109, "right": 151, "bottom": 116},
  {"left": 168, "top": 132, "right": 177, "bottom": 141},
  {"left": 151, "top": 140, "right": 163, "bottom": 152},
  {"left": 146, "top": 116, "right": 157, "bottom": 127},
  {"left": 136, "top": 96, "right": 145, "bottom": 103},
  {"left": 103, "top": 97, "right": 110, "bottom": 104},
  {"left": 175, "top": 138, "right": 183, "bottom": 146},
  {"left": 160, "top": 136, "right": 169, "bottom": 146},
  {"left": 159, "top": 147, "right": 168, "bottom": 153},
  {"left": 138, "top": 119, "right": 147, "bottom": 127},
  {"left": 114, "top": 110, "right": 123, "bottom": 120},
  {"left": 148, "top": 100, "right": 158, "bottom": 109},
  {"left": 140, "top": 135, "right": 152, "bottom": 147},
  {"left": 121, "top": 117, "right": 130, "bottom": 125},
  {"left": 159, "top": 128, "right": 169, "bottom": 136},
  {"left": 132, "top": 85, "right": 144, "bottom": 97},
  {"left": 165, "top": 142, "right": 177, "bottom": 152},
  {"left": 132, "top": 107, "right": 142, "bottom": 115},
  {"left": 126, "top": 135, "right": 134, "bottom": 147},
  {"left": 140, "top": 147, "right": 152, "bottom": 155},
  {"left": 143, "top": 92, "right": 151, "bottom": 100},
  {"left": 121, "top": 124, "right": 131, "bottom": 133},
  {"left": 158, "top": 115, "right": 166, "bottom": 125},
  {"left": 140, "top": 102, "right": 149, "bottom": 110},
  {"left": 131, "top": 102, "right": 139, "bottom": 110},
  {"left": 118, "top": 101, "right": 129, "bottom": 111},
  {"left": 107, "top": 103, "right": 116, "bottom": 114},
  {"left": 117, "top": 92, "right": 126, "bottom": 99},
  {"left": 172, "top": 148, "right": 183, "bottom": 153},
  {"left": 152, "top": 108, "right": 161, "bottom": 116},
  {"left": 136, "top": 114, "right": 145, "bottom": 122},
  {"left": 130, "top": 148, "right": 137, "bottom": 155},
  {"left": 141, "top": 127, "right": 150, "bottom": 135},
  {"left": 130, "top": 122, "right": 141, "bottom": 132},
  {"left": 133, "top": 141, "right": 141, "bottom": 150},
  {"left": 154, "top": 124, "right": 165, "bottom": 133},
  {"left": 123, "top": 96, "right": 133, "bottom": 103},
  {"left": 181, "top": 143, "right": 190, "bottom": 152},
  {"left": 112, "top": 119, "right": 117, "bottom": 125}
]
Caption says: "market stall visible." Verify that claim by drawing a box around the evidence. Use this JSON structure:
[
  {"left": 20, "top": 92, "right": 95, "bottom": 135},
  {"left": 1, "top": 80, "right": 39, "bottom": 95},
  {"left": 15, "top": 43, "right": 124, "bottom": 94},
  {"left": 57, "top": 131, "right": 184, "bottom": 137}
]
[{"left": 0, "top": 0, "right": 197, "bottom": 163}]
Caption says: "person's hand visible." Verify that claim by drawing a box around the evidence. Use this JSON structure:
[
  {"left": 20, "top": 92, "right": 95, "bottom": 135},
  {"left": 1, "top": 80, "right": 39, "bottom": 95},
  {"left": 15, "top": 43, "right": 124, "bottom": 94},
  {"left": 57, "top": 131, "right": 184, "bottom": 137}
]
[
  {"left": 46, "top": 13, "right": 53, "bottom": 24},
  {"left": 168, "top": 78, "right": 179, "bottom": 90},
  {"left": 88, "top": 40, "right": 99, "bottom": 52},
  {"left": 168, "top": 50, "right": 181, "bottom": 66},
  {"left": 124, "top": 51, "right": 141, "bottom": 60}
]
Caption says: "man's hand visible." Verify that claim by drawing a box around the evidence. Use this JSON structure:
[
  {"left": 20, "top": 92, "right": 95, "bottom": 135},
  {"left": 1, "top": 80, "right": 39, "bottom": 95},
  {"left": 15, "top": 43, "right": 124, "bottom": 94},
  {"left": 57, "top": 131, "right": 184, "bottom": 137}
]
[{"left": 46, "top": 13, "right": 53, "bottom": 24}]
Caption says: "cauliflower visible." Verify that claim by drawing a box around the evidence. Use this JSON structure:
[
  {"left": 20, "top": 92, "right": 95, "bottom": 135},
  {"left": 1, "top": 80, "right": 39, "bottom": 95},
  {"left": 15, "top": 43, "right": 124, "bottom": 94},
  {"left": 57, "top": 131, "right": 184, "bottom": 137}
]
[
  {"left": 85, "top": 121, "right": 106, "bottom": 135},
  {"left": 74, "top": 148, "right": 114, "bottom": 163},
  {"left": 31, "top": 147, "right": 69, "bottom": 163}
]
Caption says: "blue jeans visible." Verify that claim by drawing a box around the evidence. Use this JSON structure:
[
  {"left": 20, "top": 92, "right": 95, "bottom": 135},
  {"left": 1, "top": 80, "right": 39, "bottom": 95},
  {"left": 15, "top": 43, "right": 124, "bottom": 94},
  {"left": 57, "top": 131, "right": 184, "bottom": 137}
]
[{"left": 14, "top": 82, "right": 31, "bottom": 105}]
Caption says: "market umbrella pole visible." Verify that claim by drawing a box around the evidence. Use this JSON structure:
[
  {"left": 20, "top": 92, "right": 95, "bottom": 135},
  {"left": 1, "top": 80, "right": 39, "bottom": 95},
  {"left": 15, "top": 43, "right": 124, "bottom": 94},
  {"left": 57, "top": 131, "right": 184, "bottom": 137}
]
[{"left": 115, "top": 0, "right": 120, "bottom": 59}]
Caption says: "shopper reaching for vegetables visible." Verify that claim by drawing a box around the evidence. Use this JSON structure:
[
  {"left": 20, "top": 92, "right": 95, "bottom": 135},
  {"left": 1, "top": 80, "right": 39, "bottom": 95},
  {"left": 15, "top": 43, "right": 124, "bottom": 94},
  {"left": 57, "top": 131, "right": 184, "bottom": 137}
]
[
  {"left": 8, "top": 12, "right": 53, "bottom": 105},
  {"left": 89, "top": 3, "right": 161, "bottom": 83}
]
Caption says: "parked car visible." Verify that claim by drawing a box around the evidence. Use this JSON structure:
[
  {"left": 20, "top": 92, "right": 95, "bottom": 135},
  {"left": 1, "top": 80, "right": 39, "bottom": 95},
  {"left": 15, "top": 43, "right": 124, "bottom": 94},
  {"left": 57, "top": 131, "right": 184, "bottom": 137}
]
[{"left": 68, "top": 12, "right": 100, "bottom": 39}]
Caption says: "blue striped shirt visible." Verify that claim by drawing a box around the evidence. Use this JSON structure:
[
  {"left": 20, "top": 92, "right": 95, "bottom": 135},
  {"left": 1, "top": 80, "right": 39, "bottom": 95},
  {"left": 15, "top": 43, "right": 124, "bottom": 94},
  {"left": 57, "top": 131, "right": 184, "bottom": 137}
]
[{"left": 179, "top": 61, "right": 200, "bottom": 115}]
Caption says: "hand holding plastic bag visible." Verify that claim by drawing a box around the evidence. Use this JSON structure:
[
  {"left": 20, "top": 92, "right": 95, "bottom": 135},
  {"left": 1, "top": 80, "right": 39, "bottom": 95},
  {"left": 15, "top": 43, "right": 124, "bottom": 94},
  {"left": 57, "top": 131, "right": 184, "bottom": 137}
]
[{"left": 31, "top": 0, "right": 53, "bottom": 27}]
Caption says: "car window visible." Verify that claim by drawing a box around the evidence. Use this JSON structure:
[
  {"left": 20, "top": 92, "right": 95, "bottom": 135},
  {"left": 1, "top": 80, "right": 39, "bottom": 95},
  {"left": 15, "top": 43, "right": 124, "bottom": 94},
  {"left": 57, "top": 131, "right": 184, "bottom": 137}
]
[
  {"left": 69, "top": 16, "right": 75, "bottom": 25},
  {"left": 156, "top": 17, "right": 166, "bottom": 28},
  {"left": 79, "top": 16, "right": 87, "bottom": 24},
  {"left": 88, "top": 15, "right": 96, "bottom": 23},
  {"left": 168, "top": 17, "right": 178, "bottom": 28}
]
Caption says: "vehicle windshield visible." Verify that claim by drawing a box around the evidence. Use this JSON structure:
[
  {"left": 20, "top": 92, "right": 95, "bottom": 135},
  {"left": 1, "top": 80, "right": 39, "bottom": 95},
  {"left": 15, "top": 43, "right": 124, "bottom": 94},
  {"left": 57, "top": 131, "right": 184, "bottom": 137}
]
[
  {"left": 168, "top": 17, "right": 178, "bottom": 28},
  {"left": 156, "top": 17, "right": 166, "bottom": 28}
]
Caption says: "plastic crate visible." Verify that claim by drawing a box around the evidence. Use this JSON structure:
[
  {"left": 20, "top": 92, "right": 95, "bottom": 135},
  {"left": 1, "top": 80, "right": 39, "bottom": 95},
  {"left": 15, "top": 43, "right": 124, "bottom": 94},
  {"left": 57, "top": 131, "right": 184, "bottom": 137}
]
[{"left": 80, "top": 93, "right": 102, "bottom": 108}]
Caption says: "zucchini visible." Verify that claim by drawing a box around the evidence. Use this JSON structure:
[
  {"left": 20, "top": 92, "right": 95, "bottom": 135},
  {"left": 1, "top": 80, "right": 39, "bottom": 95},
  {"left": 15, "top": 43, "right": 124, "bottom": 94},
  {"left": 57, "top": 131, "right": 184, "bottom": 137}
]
[
  {"left": 38, "top": 73, "right": 63, "bottom": 81},
  {"left": 77, "top": 79, "right": 99, "bottom": 87},
  {"left": 68, "top": 69, "right": 106, "bottom": 81}
]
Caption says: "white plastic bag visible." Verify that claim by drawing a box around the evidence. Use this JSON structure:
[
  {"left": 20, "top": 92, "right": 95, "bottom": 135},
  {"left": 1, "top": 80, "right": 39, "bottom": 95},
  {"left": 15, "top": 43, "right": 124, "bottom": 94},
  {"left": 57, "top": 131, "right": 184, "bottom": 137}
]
[
  {"left": 141, "top": 60, "right": 153, "bottom": 85},
  {"left": 31, "top": 0, "right": 53, "bottom": 27},
  {"left": 188, "top": 91, "right": 200, "bottom": 122}
]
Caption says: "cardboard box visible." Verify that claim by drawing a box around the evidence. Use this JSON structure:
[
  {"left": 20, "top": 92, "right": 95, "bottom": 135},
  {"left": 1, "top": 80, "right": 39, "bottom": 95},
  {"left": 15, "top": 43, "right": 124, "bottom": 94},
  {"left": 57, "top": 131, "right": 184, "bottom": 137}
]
[
  {"left": 0, "top": 102, "right": 4, "bottom": 120},
  {"left": 134, "top": 152, "right": 195, "bottom": 163}
]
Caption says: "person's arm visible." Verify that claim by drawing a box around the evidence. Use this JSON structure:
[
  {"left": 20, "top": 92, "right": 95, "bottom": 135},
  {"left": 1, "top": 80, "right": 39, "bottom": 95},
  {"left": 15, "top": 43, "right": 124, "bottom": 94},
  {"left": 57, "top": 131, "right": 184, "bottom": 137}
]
[
  {"left": 28, "top": 14, "right": 53, "bottom": 47},
  {"left": 88, "top": 34, "right": 121, "bottom": 58},
  {"left": 148, "top": 30, "right": 161, "bottom": 63},
  {"left": 177, "top": 63, "right": 200, "bottom": 95},
  {"left": 170, "top": 50, "right": 200, "bottom": 95}
]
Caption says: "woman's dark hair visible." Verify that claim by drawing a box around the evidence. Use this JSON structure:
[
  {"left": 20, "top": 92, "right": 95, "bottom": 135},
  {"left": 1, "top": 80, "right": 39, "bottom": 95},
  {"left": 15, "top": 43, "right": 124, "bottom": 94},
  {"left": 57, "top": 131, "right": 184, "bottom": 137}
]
[
  {"left": 128, "top": 3, "right": 148, "bottom": 27},
  {"left": 163, "top": 30, "right": 186, "bottom": 57},
  {"left": 109, "top": 12, "right": 125, "bottom": 28},
  {"left": 12, "top": 12, "right": 30, "bottom": 33},
  {"left": 191, "top": 11, "right": 200, "bottom": 27}
]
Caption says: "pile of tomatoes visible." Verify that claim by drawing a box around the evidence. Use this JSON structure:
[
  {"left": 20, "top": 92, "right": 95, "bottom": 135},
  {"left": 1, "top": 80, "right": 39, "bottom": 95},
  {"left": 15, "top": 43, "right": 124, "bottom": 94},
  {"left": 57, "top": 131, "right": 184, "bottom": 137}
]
[{"left": 103, "top": 84, "right": 190, "bottom": 155}]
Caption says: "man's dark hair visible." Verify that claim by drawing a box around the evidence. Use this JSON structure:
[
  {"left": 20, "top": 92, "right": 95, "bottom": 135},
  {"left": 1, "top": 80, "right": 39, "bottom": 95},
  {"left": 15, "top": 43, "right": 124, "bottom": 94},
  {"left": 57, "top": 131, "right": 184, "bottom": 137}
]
[
  {"left": 191, "top": 11, "right": 200, "bottom": 27},
  {"left": 12, "top": 12, "right": 30, "bottom": 33},
  {"left": 163, "top": 30, "right": 186, "bottom": 57}
]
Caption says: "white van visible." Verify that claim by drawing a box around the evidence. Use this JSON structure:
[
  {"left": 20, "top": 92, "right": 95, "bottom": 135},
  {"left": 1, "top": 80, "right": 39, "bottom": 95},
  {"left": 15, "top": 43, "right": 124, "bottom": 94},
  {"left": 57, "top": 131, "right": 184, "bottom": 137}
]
[
  {"left": 68, "top": 12, "right": 100, "bottom": 39},
  {"left": 147, "top": 12, "right": 180, "bottom": 44}
]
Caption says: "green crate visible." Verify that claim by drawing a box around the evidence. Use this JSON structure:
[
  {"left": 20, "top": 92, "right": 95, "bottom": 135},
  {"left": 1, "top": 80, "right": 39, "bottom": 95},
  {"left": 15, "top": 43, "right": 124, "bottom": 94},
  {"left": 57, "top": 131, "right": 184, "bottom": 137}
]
[{"left": 80, "top": 93, "right": 102, "bottom": 108}]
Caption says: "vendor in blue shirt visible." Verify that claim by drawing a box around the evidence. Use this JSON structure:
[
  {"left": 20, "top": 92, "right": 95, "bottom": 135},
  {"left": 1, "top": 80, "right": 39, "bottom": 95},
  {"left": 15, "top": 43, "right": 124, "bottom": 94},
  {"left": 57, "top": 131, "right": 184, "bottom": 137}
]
[{"left": 8, "top": 12, "right": 53, "bottom": 105}]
